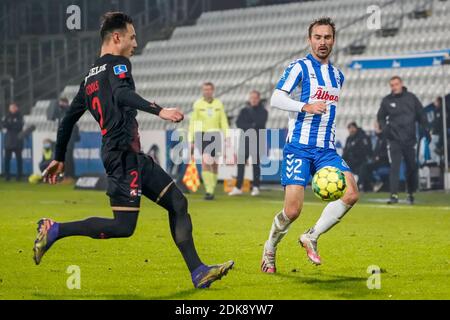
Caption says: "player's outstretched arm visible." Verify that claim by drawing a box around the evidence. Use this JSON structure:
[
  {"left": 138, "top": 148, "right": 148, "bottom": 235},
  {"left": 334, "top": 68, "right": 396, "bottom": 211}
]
[
  {"left": 159, "top": 107, "right": 184, "bottom": 122},
  {"left": 53, "top": 82, "right": 86, "bottom": 169},
  {"left": 115, "top": 88, "right": 184, "bottom": 122},
  {"left": 108, "top": 56, "right": 163, "bottom": 116},
  {"left": 270, "top": 89, "right": 327, "bottom": 114},
  {"left": 109, "top": 56, "right": 184, "bottom": 121}
]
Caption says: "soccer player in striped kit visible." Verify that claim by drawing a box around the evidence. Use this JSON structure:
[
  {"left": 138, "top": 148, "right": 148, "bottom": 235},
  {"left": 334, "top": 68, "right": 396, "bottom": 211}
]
[{"left": 261, "top": 17, "right": 359, "bottom": 273}]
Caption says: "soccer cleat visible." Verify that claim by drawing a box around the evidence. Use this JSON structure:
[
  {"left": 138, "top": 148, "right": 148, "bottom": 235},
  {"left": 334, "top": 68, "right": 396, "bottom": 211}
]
[
  {"left": 299, "top": 233, "right": 321, "bottom": 265},
  {"left": 33, "top": 218, "right": 59, "bottom": 265},
  {"left": 261, "top": 241, "right": 276, "bottom": 273},
  {"left": 191, "top": 261, "right": 234, "bottom": 289},
  {"left": 251, "top": 187, "right": 260, "bottom": 197},
  {"left": 204, "top": 193, "right": 215, "bottom": 200},
  {"left": 228, "top": 187, "right": 243, "bottom": 196},
  {"left": 387, "top": 194, "right": 399, "bottom": 204}
]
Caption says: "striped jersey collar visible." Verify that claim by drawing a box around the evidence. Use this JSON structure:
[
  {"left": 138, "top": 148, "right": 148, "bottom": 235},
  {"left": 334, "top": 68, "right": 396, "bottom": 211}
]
[{"left": 306, "top": 53, "right": 331, "bottom": 66}]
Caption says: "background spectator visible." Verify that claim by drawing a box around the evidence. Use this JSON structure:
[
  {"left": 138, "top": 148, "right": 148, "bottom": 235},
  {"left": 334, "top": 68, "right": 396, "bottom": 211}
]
[
  {"left": 229, "top": 90, "right": 268, "bottom": 197},
  {"left": 39, "top": 138, "right": 55, "bottom": 173},
  {"left": 377, "top": 76, "right": 430, "bottom": 204},
  {"left": 2, "top": 103, "right": 24, "bottom": 181},
  {"left": 359, "top": 121, "right": 390, "bottom": 192},
  {"left": 342, "top": 121, "right": 372, "bottom": 191}
]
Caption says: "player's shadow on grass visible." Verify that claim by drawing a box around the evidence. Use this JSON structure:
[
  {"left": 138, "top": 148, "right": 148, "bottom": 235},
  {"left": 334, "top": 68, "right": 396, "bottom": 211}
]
[
  {"left": 275, "top": 273, "right": 375, "bottom": 299},
  {"left": 149, "top": 286, "right": 236, "bottom": 300},
  {"left": 147, "top": 288, "right": 201, "bottom": 300},
  {"left": 33, "top": 288, "right": 200, "bottom": 300},
  {"left": 33, "top": 293, "right": 146, "bottom": 300}
]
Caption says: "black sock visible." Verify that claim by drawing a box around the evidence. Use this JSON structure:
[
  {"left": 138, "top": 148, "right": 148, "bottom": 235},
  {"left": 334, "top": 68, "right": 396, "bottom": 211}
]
[
  {"left": 176, "top": 238, "right": 203, "bottom": 273},
  {"left": 57, "top": 210, "right": 139, "bottom": 240},
  {"left": 159, "top": 185, "right": 203, "bottom": 272},
  {"left": 169, "top": 213, "right": 203, "bottom": 273}
]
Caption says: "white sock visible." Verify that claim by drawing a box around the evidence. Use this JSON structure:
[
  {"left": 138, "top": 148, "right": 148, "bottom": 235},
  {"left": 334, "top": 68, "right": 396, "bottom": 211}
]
[
  {"left": 267, "top": 210, "right": 292, "bottom": 251},
  {"left": 308, "top": 199, "right": 352, "bottom": 240}
]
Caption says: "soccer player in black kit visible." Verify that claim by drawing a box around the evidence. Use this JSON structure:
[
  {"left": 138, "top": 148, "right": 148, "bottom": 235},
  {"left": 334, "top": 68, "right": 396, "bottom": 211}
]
[{"left": 33, "top": 12, "right": 234, "bottom": 289}]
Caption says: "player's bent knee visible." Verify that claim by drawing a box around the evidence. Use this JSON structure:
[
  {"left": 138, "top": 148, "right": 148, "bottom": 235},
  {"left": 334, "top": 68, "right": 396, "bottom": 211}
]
[
  {"left": 114, "top": 219, "right": 137, "bottom": 238},
  {"left": 112, "top": 210, "right": 138, "bottom": 238},
  {"left": 116, "top": 226, "right": 136, "bottom": 238},
  {"left": 284, "top": 204, "right": 302, "bottom": 220},
  {"left": 160, "top": 184, "right": 188, "bottom": 215}
]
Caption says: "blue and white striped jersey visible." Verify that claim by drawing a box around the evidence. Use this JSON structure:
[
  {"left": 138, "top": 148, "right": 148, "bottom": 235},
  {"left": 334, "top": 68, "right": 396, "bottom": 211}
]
[{"left": 276, "top": 53, "right": 344, "bottom": 149}]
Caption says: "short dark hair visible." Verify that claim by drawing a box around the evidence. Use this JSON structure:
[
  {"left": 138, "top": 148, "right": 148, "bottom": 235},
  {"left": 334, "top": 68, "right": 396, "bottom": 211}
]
[
  {"left": 347, "top": 122, "right": 358, "bottom": 129},
  {"left": 202, "top": 82, "right": 215, "bottom": 89},
  {"left": 100, "top": 12, "right": 133, "bottom": 42},
  {"left": 308, "top": 17, "right": 336, "bottom": 39},
  {"left": 390, "top": 76, "right": 402, "bottom": 82},
  {"left": 250, "top": 90, "right": 261, "bottom": 97}
]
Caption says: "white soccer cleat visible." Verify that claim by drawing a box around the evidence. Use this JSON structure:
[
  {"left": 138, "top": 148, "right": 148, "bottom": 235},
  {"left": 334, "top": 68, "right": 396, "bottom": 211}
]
[
  {"left": 261, "top": 241, "right": 276, "bottom": 273},
  {"left": 228, "top": 187, "right": 243, "bottom": 196},
  {"left": 299, "top": 233, "right": 322, "bottom": 265},
  {"left": 251, "top": 187, "right": 260, "bottom": 196}
]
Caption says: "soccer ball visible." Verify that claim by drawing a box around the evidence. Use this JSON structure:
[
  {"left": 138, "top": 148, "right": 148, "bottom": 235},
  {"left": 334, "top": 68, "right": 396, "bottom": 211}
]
[
  {"left": 28, "top": 174, "right": 42, "bottom": 184},
  {"left": 312, "top": 166, "right": 347, "bottom": 201}
]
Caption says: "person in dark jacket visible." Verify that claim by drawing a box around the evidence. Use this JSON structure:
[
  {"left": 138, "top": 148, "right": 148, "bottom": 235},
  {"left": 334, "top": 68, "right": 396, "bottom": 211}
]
[
  {"left": 342, "top": 122, "right": 372, "bottom": 190},
  {"left": 359, "top": 121, "right": 390, "bottom": 192},
  {"left": 426, "top": 96, "right": 450, "bottom": 156},
  {"left": 421, "top": 96, "right": 446, "bottom": 165},
  {"left": 2, "top": 103, "right": 24, "bottom": 181},
  {"left": 377, "top": 76, "right": 430, "bottom": 204},
  {"left": 228, "top": 90, "right": 268, "bottom": 196},
  {"left": 431, "top": 97, "right": 444, "bottom": 145}
]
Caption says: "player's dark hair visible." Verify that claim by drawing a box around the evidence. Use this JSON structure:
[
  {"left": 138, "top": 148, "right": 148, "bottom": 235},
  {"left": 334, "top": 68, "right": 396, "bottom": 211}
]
[
  {"left": 308, "top": 17, "right": 336, "bottom": 39},
  {"left": 100, "top": 12, "right": 133, "bottom": 42},
  {"left": 390, "top": 75, "right": 402, "bottom": 82}
]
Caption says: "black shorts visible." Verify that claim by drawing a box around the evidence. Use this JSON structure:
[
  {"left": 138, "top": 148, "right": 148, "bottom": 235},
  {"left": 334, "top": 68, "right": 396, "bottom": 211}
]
[
  {"left": 194, "top": 131, "right": 223, "bottom": 157},
  {"left": 102, "top": 150, "right": 174, "bottom": 208}
]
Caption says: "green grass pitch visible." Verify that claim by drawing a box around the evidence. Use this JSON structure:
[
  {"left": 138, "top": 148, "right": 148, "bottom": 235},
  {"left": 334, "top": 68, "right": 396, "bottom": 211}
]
[{"left": 0, "top": 180, "right": 449, "bottom": 300}]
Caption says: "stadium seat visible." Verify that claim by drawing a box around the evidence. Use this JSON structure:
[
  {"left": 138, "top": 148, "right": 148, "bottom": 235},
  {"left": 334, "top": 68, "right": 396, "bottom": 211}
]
[{"left": 28, "top": 0, "right": 448, "bottom": 132}]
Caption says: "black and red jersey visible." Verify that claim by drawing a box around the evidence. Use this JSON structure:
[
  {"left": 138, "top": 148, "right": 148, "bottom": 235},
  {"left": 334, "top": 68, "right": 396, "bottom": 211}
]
[{"left": 54, "top": 54, "right": 162, "bottom": 161}]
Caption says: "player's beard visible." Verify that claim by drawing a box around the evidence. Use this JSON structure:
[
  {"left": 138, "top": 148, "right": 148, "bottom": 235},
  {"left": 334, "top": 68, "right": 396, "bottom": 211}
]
[{"left": 316, "top": 46, "right": 332, "bottom": 59}]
